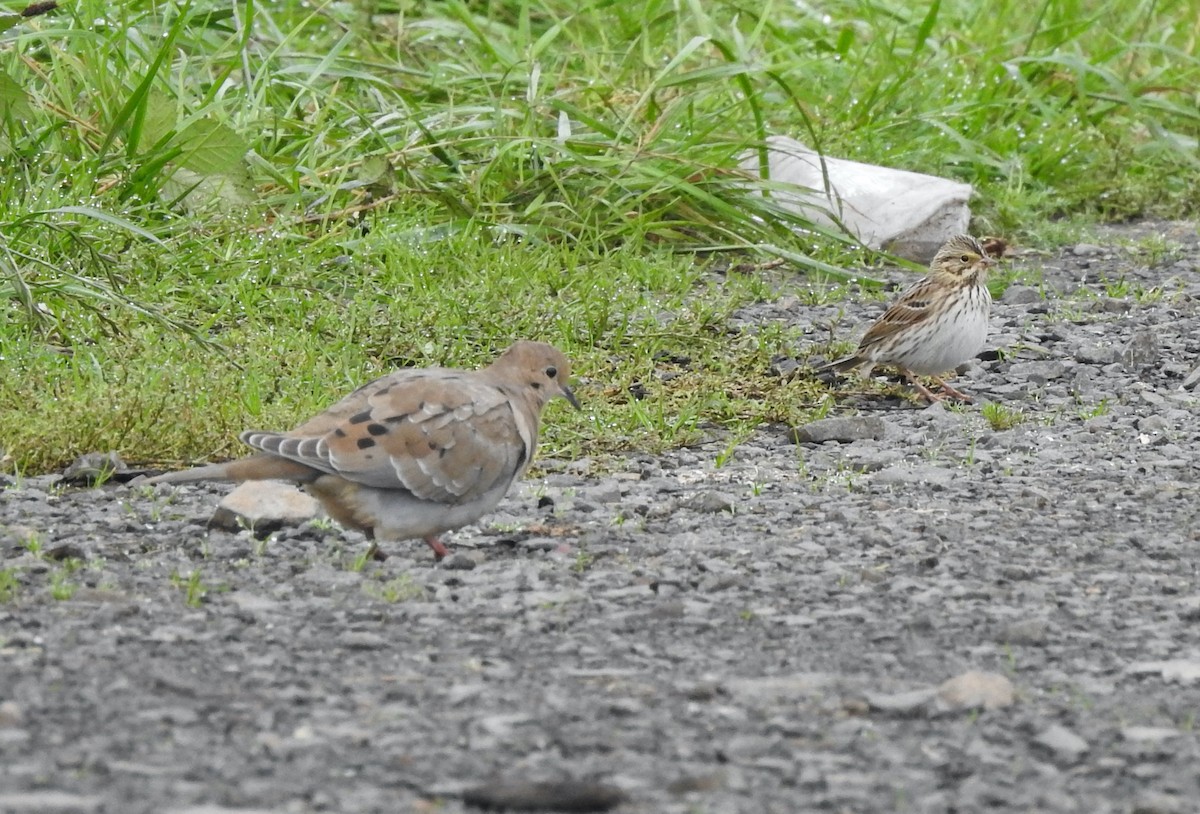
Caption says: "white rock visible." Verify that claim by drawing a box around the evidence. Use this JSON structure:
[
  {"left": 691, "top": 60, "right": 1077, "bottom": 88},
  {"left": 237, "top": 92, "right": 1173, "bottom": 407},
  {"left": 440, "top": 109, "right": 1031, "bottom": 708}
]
[
  {"left": 0, "top": 792, "right": 104, "bottom": 813},
  {"left": 208, "top": 480, "right": 321, "bottom": 534},
  {"left": 1034, "top": 724, "right": 1089, "bottom": 761},
  {"left": 738, "top": 135, "right": 972, "bottom": 262},
  {"left": 1121, "top": 726, "right": 1181, "bottom": 743},
  {"left": 936, "top": 670, "right": 1015, "bottom": 711},
  {"left": 1125, "top": 659, "right": 1200, "bottom": 685}
]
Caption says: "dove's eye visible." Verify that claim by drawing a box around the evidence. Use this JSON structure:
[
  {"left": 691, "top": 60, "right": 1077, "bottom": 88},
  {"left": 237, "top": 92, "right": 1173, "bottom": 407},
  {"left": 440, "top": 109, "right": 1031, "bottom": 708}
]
[{"left": 545, "top": 366, "right": 557, "bottom": 379}]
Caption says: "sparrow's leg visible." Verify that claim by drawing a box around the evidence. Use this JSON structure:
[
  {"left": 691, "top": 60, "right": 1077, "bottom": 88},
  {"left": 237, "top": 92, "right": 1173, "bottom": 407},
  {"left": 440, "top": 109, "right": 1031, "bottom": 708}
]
[{"left": 930, "top": 375, "right": 973, "bottom": 403}]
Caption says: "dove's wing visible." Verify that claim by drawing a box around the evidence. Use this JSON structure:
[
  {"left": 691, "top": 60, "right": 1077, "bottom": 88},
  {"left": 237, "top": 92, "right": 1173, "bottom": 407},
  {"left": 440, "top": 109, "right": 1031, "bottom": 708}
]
[{"left": 241, "top": 369, "right": 534, "bottom": 505}]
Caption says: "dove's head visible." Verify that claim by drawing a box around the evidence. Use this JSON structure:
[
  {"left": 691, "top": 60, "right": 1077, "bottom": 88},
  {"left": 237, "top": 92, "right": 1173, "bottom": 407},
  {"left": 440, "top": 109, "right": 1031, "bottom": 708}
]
[
  {"left": 930, "top": 234, "right": 992, "bottom": 287},
  {"left": 494, "top": 340, "right": 580, "bottom": 411}
]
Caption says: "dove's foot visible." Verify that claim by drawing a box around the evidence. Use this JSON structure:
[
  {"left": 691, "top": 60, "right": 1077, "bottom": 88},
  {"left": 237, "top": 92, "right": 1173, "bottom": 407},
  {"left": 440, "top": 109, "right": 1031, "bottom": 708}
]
[{"left": 424, "top": 537, "right": 449, "bottom": 561}]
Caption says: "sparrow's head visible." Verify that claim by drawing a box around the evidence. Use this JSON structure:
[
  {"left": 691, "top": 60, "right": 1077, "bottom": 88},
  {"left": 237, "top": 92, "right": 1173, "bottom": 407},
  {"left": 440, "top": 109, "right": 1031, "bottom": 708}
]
[
  {"left": 930, "top": 234, "right": 992, "bottom": 285},
  {"left": 495, "top": 340, "right": 580, "bottom": 411}
]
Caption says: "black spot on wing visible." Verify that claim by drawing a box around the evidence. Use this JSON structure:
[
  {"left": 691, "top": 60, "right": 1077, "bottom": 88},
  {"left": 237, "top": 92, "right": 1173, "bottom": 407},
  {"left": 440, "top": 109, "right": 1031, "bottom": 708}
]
[
  {"left": 366, "top": 423, "right": 388, "bottom": 436},
  {"left": 357, "top": 437, "right": 376, "bottom": 450},
  {"left": 334, "top": 428, "right": 347, "bottom": 438},
  {"left": 385, "top": 413, "right": 413, "bottom": 424},
  {"left": 349, "top": 410, "right": 373, "bottom": 424}
]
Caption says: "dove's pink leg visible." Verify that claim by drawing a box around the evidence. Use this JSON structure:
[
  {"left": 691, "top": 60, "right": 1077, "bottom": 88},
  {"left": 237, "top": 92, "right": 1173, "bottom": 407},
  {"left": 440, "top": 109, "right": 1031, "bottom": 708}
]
[{"left": 424, "top": 537, "right": 449, "bottom": 561}]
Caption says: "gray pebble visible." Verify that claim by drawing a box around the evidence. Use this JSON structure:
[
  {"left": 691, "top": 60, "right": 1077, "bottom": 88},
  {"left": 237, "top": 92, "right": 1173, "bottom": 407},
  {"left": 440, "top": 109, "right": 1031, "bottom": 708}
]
[
  {"left": 682, "top": 491, "right": 735, "bottom": 514},
  {"left": 1075, "top": 343, "right": 1120, "bottom": 365},
  {"left": 791, "top": 416, "right": 890, "bottom": 444},
  {"left": 0, "top": 792, "right": 104, "bottom": 813},
  {"left": 1000, "top": 285, "right": 1043, "bottom": 304},
  {"left": 441, "top": 552, "right": 480, "bottom": 570},
  {"left": 873, "top": 466, "right": 958, "bottom": 488},
  {"left": 1033, "top": 725, "right": 1089, "bottom": 762},
  {"left": 1007, "top": 360, "right": 1067, "bottom": 384},
  {"left": 1123, "top": 327, "right": 1161, "bottom": 368}
]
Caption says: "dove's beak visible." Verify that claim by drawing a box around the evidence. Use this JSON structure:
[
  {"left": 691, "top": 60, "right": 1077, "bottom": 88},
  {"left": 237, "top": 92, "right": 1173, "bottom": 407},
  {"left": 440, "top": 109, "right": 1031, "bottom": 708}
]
[{"left": 561, "top": 383, "right": 581, "bottom": 410}]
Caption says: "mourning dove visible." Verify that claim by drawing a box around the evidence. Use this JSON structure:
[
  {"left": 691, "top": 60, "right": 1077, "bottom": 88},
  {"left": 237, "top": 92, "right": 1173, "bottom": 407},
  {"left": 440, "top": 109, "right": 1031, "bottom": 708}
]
[{"left": 147, "top": 341, "right": 579, "bottom": 560}]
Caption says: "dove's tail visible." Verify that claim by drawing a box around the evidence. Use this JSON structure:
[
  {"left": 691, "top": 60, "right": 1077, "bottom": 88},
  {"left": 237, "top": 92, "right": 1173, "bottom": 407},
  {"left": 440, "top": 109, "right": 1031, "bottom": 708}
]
[{"left": 145, "top": 454, "right": 318, "bottom": 485}]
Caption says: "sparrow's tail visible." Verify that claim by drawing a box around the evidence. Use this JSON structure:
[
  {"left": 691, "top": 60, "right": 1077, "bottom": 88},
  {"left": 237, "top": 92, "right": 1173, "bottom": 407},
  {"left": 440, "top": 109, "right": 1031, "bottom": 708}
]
[{"left": 816, "top": 354, "right": 864, "bottom": 375}]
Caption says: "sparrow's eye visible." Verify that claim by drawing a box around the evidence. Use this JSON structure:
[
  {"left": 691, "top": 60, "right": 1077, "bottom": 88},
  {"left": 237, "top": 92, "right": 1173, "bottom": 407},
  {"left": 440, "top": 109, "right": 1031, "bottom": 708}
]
[
  {"left": 545, "top": 366, "right": 557, "bottom": 379},
  {"left": 960, "top": 254, "right": 971, "bottom": 263}
]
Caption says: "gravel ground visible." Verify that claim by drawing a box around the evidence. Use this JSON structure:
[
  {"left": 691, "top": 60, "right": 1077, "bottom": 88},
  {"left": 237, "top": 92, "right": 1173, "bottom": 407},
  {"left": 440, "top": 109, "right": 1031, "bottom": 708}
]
[{"left": 3, "top": 222, "right": 1200, "bottom": 814}]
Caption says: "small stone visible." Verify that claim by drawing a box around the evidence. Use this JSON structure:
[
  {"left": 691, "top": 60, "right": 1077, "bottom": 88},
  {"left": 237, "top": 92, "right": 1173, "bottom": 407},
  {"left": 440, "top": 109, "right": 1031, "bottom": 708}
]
[
  {"left": 1072, "top": 243, "right": 1104, "bottom": 256},
  {"left": 1122, "top": 327, "right": 1160, "bottom": 369},
  {"left": 936, "top": 670, "right": 1015, "bottom": 711},
  {"left": 863, "top": 687, "right": 937, "bottom": 715},
  {"left": 996, "top": 618, "right": 1048, "bottom": 645},
  {"left": 441, "top": 552, "right": 480, "bottom": 570},
  {"left": 0, "top": 728, "right": 30, "bottom": 747},
  {"left": 208, "top": 481, "right": 321, "bottom": 536},
  {"left": 1133, "top": 791, "right": 1190, "bottom": 814},
  {"left": 667, "top": 770, "right": 727, "bottom": 794},
  {"left": 698, "top": 573, "right": 743, "bottom": 592},
  {"left": 1126, "top": 659, "right": 1200, "bottom": 684},
  {"left": 462, "top": 779, "right": 626, "bottom": 812},
  {"left": 164, "top": 807, "right": 280, "bottom": 814},
  {"left": 1033, "top": 724, "right": 1089, "bottom": 762},
  {"left": 44, "top": 543, "right": 87, "bottom": 562},
  {"left": 873, "top": 466, "right": 957, "bottom": 488},
  {"left": 1181, "top": 364, "right": 1200, "bottom": 390},
  {"left": 0, "top": 792, "right": 104, "bottom": 813},
  {"left": 341, "top": 631, "right": 388, "bottom": 650},
  {"left": 724, "top": 674, "right": 836, "bottom": 703},
  {"left": 1089, "top": 297, "right": 1132, "bottom": 313},
  {"left": 59, "top": 451, "right": 127, "bottom": 486},
  {"left": 564, "top": 458, "right": 593, "bottom": 476},
  {"left": 769, "top": 356, "right": 801, "bottom": 378},
  {"left": 1137, "top": 415, "right": 1170, "bottom": 434},
  {"left": 0, "top": 701, "right": 23, "bottom": 727},
  {"left": 682, "top": 491, "right": 734, "bottom": 514},
  {"left": 845, "top": 449, "right": 903, "bottom": 472},
  {"left": 1121, "top": 726, "right": 1181, "bottom": 743},
  {"left": 1075, "top": 344, "right": 1119, "bottom": 365},
  {"left": 582, "top": 481, "right": 623, "bottom": 505},
  {"left": 790, "top": 416, "right": 889, "bottom": 444},
  {"left": 1000, "top": 285, "right": 1042, "bottom": 304},
  {"left": 678, "top": 679, "right": 723, "bottom": 701},
  {"left": 1007, "top": 360, "right": 1067, "bottom": 384}
]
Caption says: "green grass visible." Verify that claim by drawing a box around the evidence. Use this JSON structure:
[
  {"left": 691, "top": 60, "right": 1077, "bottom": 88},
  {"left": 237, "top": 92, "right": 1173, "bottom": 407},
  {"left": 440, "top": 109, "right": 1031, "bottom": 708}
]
[
  {"left": 168, "top": 571, "right": 217, "bottom": 609},
  {"left": 362, "top": 573, "right": 425, "bottom": 603},
  {"left": 981, "top": 401, "right": 1027, "bottom": 431},
  {"left": 0, "top": 568, "right": 17, "bottom": 603},
  {"left": 1, "top": 0, "right": 1198, "bottom": 472}
]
